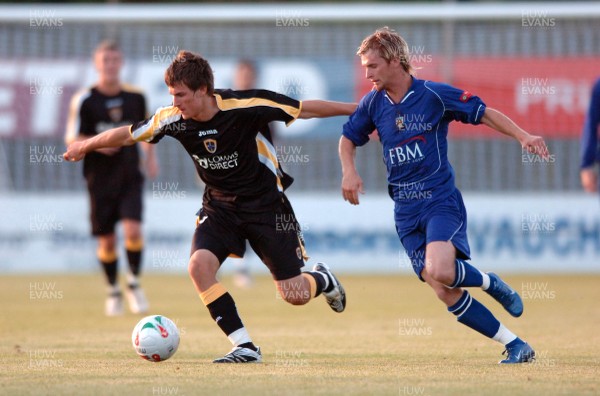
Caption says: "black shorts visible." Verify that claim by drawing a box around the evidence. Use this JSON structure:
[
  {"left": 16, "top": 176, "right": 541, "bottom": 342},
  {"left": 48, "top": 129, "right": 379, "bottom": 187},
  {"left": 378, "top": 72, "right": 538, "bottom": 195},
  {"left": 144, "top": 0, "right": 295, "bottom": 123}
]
[
  {"left": 86, "top": 172, "right": 143, "bottom": 236},
  {"left": 192, "top": 194, "right": 306, "bottom": 281}
]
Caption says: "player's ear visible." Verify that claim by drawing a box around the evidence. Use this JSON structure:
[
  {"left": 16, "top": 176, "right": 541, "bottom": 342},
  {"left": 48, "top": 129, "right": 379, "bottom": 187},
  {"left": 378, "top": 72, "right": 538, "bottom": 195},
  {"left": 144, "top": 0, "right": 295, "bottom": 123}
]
[{"left": 194, "top": 86, "right": 208, "bottom": 97}]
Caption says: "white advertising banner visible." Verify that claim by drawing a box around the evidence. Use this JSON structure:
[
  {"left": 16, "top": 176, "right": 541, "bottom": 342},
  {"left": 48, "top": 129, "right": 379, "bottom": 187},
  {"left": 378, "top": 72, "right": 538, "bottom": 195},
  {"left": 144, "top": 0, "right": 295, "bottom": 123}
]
[{"left": 0, "top": 192, "right": 598, "bottom": 275}]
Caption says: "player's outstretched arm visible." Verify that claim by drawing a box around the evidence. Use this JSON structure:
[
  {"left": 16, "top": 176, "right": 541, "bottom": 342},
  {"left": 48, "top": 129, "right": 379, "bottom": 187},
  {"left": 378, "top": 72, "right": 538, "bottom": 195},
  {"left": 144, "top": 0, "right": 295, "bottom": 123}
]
[
  {"left": 299, "top": 100, "right": 357, "bottom": 119},
  {"left": 481, "top": 107, "right": 550, "bottom": 159},
  {"left": 63, "top": 125, "right": 136, "bottom": 162},
  {"left": 339, "top": 135, "right": 364, "bottom": 205}
]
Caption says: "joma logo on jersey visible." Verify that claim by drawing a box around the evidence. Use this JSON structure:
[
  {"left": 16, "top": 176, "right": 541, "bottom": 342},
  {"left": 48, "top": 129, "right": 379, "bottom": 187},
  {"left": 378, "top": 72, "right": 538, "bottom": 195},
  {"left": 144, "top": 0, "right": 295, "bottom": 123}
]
[
  {"left": 203, "top": 139, "right": 217, "bottom": 154},
  {"left": 388, "top": 136, "right": 425, "bottom": 165},
  {"left": 198, "top": 129, "right": 218, "bottom": 137}
]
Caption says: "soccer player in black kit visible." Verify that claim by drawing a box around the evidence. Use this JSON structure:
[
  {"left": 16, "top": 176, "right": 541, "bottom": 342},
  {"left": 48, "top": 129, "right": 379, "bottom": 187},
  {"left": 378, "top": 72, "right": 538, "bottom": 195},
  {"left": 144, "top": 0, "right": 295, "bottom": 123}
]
[
  {"left": 65, "top": 41, "right": 158, "bottom": 316},
  {"left": 65, "top": 50, "right": 355, "bottom": 363}
]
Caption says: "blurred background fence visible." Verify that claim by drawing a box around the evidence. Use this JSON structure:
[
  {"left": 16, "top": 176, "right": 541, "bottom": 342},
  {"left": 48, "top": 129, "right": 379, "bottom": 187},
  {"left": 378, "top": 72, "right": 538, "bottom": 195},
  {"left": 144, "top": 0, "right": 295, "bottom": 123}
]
[{"left": 0, "top": 3, "right": 599, "bottom": 194}]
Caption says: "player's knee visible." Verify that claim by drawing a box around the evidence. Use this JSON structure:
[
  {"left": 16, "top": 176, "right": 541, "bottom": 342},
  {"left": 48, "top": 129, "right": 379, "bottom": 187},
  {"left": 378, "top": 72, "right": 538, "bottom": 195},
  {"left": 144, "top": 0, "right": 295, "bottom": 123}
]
[
  {"left": 187, "top": 251, "right": 217, "bottom": 283},
  {"left": 426, "top": 261, "right": 454, "bottom": 286},
  {"left": 188, "top": 258, "right": 209, "bottom": 279},
  {"left": 98, "top": 235, "right": 116, "bottom": 252}
]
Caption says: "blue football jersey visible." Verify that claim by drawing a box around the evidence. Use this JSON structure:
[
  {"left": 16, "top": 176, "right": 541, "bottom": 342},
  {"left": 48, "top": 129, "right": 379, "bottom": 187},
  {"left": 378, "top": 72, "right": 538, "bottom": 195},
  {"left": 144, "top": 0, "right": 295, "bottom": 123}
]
[{"left": 343, "top": 77, "right": 486, "bottom": 203}]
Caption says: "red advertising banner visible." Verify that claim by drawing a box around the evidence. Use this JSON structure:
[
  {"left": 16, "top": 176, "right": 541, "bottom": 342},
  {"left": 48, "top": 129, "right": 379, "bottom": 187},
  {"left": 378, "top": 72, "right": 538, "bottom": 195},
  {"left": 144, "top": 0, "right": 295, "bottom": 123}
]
[{"left": 355, "top": 57, "right": 599, "bottom": 138}]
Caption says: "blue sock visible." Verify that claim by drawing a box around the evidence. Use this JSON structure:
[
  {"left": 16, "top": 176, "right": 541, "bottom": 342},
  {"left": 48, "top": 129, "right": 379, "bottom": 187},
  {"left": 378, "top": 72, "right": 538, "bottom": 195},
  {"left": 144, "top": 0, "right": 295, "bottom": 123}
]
[
  {"left": 448, "top": 291, "right": 500, "bottom": 338},
  {"left": 450, "top": 259, "right": 484, "bottom": 288}
]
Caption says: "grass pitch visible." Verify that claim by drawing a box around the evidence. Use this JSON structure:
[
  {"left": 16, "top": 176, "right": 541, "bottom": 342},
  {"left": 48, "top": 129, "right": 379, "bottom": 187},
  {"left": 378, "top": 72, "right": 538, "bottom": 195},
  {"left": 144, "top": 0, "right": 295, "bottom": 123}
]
[{"left": 1, "top": 273, "right": 599, "bottom": 395}]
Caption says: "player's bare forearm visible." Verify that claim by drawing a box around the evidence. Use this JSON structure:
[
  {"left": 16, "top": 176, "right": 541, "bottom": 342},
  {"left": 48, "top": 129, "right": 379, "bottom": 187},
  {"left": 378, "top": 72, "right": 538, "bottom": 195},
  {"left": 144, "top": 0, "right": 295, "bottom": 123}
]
[
  {"left": 66, "top": 134, "right": 121, "bottom": 156},
  {"left": 481, "top": 107, "right": 549, "bottom": 158},
  {"left": 339, "top": 136, "right": 364, "bottom": 205},
  {"left": 63, "top": 125, "right": 136, "bottom": 162},
  {"left": 299, "top": 100, "right": 357, "bottom": 119}
]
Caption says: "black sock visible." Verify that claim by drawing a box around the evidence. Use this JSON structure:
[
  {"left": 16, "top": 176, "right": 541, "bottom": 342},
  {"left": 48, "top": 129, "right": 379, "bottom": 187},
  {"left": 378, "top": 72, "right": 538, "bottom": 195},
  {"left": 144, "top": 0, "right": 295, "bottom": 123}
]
[
  {"left": 126, "top": 249, "right": 142, "bottom": 277},
  {"left": 305, "top": 272, "right": 327, "bottom": 297},
  {"left": 100, "top": 258, "right": 118, "bottom": 287},
  {"left": 206, "top": 292, "right": 245, "bottom": 338},
  {"left": 238, "top": 342, "right": 258, "bottom": 351}
]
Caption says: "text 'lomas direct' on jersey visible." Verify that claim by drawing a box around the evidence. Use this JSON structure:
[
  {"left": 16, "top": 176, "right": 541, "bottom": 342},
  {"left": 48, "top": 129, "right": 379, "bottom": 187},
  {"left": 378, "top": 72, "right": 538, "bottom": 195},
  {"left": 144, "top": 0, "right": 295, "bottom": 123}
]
[{"left": 130, "top": 89, "right": 300, "bottom": 204}]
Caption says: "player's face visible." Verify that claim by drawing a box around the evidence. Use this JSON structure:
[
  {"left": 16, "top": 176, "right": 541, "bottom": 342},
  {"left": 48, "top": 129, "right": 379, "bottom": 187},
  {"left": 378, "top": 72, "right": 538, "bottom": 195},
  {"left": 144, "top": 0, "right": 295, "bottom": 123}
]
[
  {"left": 94, "top": 49, "right": 122, "bottom": 84},
  {"left": 169, "top": 83, "right": 203, "bottom": 119},
  {"left": 360, "top": 49, "right": 398, "bottom": 92},
  {"left": 234, "top": 64, "right": 256, "bottom": 90}
]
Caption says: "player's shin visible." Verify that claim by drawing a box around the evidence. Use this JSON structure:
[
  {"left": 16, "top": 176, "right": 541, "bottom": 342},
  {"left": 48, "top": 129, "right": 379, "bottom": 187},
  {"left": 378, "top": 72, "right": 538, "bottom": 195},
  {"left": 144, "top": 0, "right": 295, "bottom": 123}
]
[
  {"left": 97, "top": 247, "right": 118, "bottom": 287},
  {"left": 200, "top": 283, "right": 257, "bottom": 351},
  {"left": 125, "top": 237, "right": 143, "bottom": 281},
  {"left": 448, "top": 290, "right": 501, "bottom": 339},
  {"left": 449, "top": 259, "right": 491, "bottom": 289},
  {"left": 302, "top": 271, "right": 329, "bottom": 297}
]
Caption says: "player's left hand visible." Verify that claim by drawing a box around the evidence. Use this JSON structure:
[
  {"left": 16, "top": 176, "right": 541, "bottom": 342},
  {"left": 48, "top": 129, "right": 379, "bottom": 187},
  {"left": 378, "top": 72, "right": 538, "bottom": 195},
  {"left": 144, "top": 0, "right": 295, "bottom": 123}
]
[
  {"left": 63, "top": 141, "right": 86, "bottom": 162},
  {"left": 521, "top": 135, "right": 550, "bottom": 160}
]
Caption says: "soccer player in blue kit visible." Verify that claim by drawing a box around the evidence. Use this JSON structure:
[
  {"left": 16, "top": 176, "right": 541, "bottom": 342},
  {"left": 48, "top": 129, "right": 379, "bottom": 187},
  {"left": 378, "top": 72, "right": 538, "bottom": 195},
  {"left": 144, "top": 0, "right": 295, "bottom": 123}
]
[{"left": 339, "top": 27, "right": 550, "bottom": 364}]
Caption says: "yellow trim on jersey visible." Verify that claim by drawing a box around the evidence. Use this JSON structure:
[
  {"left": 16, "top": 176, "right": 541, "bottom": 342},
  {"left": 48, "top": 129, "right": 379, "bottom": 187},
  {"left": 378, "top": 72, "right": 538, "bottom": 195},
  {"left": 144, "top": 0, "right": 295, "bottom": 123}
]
[
  {"left": 215, "top": 94, "right": 301, "bottom": 126},
  {"left": 65, "top": 87, "right": 92, "bottom": 145},
  {"left": 256, "top": 135, "right": 283, "bottom": 192},
  {"left": 120, "top": 83, "right": 145, "bottom": 96},
  {"left": 130, "top": 106, "right": 181, "bottom": 143},
  {"left": 199, "top": 283, "right": 227, "bottom": 306},
  {"left": 298, "top": 236, "right": 309, "bottom": 261}
]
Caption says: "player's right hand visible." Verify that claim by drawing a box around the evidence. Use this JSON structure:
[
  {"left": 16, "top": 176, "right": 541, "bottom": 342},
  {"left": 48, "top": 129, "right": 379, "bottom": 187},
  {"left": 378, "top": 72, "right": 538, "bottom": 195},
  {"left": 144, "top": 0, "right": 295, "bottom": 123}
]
[
  {"left": 580, "top": 168, "right": 598, "bottom": 193},
  {"left": 63, "top": 141, "right": 86, "bottom": 162},
  {"left": 341, "top": 171, "right": 365, "bottom": 205}
]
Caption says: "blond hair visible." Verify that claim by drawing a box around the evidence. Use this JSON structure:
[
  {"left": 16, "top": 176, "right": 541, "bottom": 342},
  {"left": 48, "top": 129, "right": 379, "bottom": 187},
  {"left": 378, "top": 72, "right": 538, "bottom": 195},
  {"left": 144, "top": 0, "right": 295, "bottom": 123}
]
[{"left": 357, "top": 27, "right": 413, "bottom": 74}]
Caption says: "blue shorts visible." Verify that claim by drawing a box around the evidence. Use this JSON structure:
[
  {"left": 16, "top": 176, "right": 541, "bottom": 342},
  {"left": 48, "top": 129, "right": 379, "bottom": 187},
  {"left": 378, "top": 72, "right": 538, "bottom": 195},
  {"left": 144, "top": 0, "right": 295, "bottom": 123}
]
[{"left": 395, "top": 188, "right": 471, "bottom": 281}]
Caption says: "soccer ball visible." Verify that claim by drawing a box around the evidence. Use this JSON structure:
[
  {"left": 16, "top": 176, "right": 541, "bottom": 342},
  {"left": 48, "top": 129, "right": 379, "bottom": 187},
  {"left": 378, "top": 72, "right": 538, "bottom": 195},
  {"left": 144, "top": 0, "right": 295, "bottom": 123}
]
[{"left": 131, "top": 315, "right": 180, "bottom": 362}]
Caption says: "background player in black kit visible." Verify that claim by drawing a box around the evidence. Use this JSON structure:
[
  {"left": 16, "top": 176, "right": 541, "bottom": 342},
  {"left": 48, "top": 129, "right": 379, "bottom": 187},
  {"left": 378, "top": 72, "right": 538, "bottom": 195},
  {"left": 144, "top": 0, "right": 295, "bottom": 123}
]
[
  {"left": 65, "top": 40, "right": 158, "bottom": 316},
  {"left": 65, "top": 50, "right": 355, "bottom": 363}
]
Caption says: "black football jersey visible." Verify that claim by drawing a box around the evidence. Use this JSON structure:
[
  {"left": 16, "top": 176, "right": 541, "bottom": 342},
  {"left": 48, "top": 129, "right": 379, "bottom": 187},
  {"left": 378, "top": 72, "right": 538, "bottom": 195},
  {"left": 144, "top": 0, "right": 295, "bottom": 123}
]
[
  {"left": 66, "top": 85, "right": 146, "bottom": 179},
  {"left": 130, "top": 89, "right": 300, "bottom": 208}
]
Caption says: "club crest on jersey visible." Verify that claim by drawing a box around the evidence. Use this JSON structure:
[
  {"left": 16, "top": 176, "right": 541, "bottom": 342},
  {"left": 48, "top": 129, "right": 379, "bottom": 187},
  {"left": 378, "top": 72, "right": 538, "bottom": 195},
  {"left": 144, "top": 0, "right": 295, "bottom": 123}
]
[
  {"left": 460, "top": 91, "right": 472, "bottom": 103},
  {"left": 204, "top": 139, "right": 217, "bottom": 154},
  {"left": 395, "top": 114, "right": 405, "bottom": 131},
  {"left": 108, "top": 107, "right": 123, "bottom": 123}
]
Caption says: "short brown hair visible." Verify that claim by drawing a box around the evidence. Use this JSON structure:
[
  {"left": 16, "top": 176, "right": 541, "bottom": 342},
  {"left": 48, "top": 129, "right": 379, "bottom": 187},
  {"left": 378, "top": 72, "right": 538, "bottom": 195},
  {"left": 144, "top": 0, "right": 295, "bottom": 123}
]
[
  {"left": 357, "top": 27, "right": 413, "bottom": 74},
  {"left": 164, "top": 50, "right": 214, "bottom": 94},
  {"left": 94, "top": 40, "right": 121, "bottom": 55}
]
